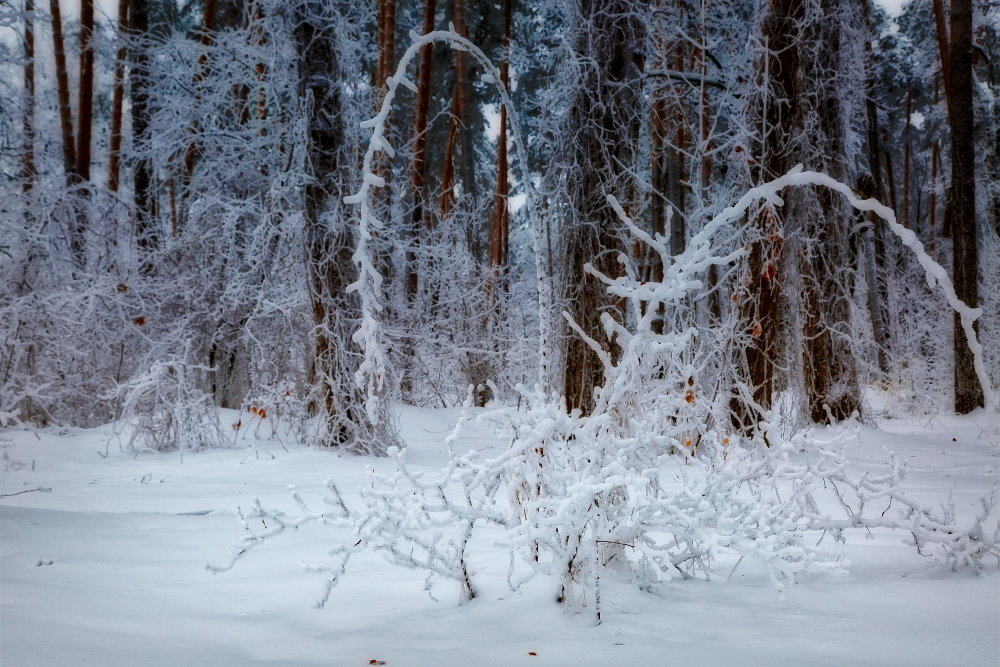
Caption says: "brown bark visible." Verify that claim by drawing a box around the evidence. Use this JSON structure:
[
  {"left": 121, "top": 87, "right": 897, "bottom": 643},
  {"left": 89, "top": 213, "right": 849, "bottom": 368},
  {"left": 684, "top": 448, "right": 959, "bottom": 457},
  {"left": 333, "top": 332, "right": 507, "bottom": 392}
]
[
  {"left": 410, "top": 0, "right": 437, "bottom": 233},
  {"left": 932, "top": 0, "right": 953, "bottom": 118},
  {"left": 800, "top": 7, "right": 860, "bottom": 424},
  {"left": 488, "top": 0, "right": 512, "bottom": 271},
  {"left": 250, "top": 1, "right": 267, "bottom": 126},
  {"left": 108, "top": 0, "right": 129, "bottom": 193},
  {"left": 561, "top": 0, "right": 642, "bottom": 415},
  {"left": 76, "top": 0, "right": 95, "bottom": 181},
  {"left": 404, "top": 0, "right": 437, "bottom": 305},
  {"left": 736, "top": 0, "right": 801, "bottom": 426},
  {"left": 440, "top": 0, "right": 476, "bottom": 219},
  {"left": 945, "top": 0, "right": 984, "bottom": 413},
  {"left": 372, "top": 0, "right": 396, "bottom": 211},
  {"left": 50, "top": 0, "right": 76, "bottom": 183},
  {"left": 377, "top": 0, "right": 397, "bottom": 89}
]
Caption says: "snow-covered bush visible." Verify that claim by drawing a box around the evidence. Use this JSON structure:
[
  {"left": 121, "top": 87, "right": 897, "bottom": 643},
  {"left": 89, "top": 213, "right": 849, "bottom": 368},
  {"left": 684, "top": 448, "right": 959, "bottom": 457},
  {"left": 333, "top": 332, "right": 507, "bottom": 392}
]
[
  {"left": 212, "top": 166, "right": 997, "bottom": 621},
  {"left": 115, "top": 358, "right": 227, "bottom": 454}
]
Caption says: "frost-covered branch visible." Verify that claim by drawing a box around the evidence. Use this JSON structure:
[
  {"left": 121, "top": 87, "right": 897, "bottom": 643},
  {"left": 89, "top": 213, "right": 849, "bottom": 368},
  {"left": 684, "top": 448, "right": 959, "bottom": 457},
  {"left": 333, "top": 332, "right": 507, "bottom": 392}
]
[{"left": 343, "top": 28, "right": 546, "bottom": 422}]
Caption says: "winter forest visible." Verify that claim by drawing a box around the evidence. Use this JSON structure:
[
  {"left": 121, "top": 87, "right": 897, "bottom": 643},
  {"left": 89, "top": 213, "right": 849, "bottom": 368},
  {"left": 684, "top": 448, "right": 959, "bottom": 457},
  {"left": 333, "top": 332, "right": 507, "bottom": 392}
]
[{"left": 1, "top": 0, "right": 999, "bottom": 664}]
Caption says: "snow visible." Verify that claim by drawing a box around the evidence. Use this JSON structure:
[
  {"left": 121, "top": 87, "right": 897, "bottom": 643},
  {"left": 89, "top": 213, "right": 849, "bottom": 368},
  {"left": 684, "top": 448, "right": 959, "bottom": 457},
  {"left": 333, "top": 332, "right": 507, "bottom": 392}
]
[{"left": 2, "top": 405, "right": 998, "bottom": 666}]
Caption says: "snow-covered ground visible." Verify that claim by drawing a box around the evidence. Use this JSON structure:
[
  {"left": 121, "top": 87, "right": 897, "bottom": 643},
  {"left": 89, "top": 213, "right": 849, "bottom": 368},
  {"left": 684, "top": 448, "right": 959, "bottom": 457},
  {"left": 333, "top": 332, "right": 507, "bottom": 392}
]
[{"left": 2, "top": 406, "right": 998, "bottom": 666}]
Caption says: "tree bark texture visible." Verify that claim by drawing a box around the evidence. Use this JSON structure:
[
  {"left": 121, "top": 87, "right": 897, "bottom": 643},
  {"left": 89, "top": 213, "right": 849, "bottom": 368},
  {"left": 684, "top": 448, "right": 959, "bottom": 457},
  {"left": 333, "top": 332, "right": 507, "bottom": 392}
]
[
  {"left": 944, "top": 0, "right": 983, "bottom": 413},
  {"left": 737, "top": 0, "right": 801, "bottom": 426},
  {"left": 49, "top": 0, "right": 76, "bottom": 183},
  {"left": 561, "top": 0, "right": 644, "bottom": 415},
  {"left": 76, "top": 0, "right": 95, "bottom": 182},
  {"left": 294, "top": 1, "right": 388, "bottom": 451}
]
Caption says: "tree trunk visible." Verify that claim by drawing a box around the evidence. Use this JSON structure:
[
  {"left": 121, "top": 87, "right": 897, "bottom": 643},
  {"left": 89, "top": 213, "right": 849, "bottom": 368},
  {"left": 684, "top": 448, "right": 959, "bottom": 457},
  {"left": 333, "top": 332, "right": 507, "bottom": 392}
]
[
  {"left": 800, "top": 5, "right": 861, "bottom": 423},
  {"left": 130, "top": 0, "right": 157, "bottom": 249},
  {"left": 488, "top": 0, "right": 511, "bottom": 273},
  {"left": 50, "top": 0, "right": 76, "bottom": 183},
  {"left": 944, "top": 0, "right": 983, "bottom": 413},
  {"left": 930, "top": 82, "right": 939, "bottom": 256},
  {"left": 932, "top": 0, "right": 953, "bottom": 118},
  {"left": 859, "top": 0, "right": 889, "bottom": 376},
  {"left": 295, "top": 1, "right": 391, "bottom": 452},
  {"left": 108, "top": 0, "right": 129, "bottom": 193},
  {"left": 410, "top": 0, "right": 436, "bottom": 235},
  {"left": 440, "top": 0, "right": 476, "bottom": 220},
  {"left": 21, "top": 0, "right": 35, "bottom": 203},
  {"left": 377, "top": 0, "right": 396, "bottom": 89},
  {"left": 561, "top": 0, "right": 643, "bottom": 415},
  {"left": 452, "top": 0, "right": 477, "bottom": 212},
  {"left": 736, "top": 0, "right": 801, "bottom": 427},
  {"left": 76, "top": 0, "right": 95, "bottom": 182}
]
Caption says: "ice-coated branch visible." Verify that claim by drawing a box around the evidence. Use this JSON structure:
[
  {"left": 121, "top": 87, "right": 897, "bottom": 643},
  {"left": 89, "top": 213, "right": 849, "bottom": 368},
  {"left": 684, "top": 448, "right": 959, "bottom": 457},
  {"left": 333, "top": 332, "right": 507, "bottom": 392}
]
[
  {"left": 607, "top": 166, "right": 996, "bottom": 413},
  {"left": 344, "top": 28, "right": 545, "bottom": 422},
  {"left": 692, "top": 164, "right": 1000, "bottom": 410}
]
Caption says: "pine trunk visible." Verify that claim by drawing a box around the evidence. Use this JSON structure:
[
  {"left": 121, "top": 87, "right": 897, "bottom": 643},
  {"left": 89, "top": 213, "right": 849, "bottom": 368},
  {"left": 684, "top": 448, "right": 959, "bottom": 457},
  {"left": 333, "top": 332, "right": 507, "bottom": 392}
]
[
  {"left": 50, "top": 0, "right": 76, "bottom": 183},
  {"left": 130, "top": 0, "right": 156, "bottom": 248},
  {"left": 76, "top": 0, "right": 95, "bottom": 182},
  {"left": 945, "top": 0, "right": 983, "bottom": 413},
  {"left": 561, "top": 0, "right": 642, "bottom": 415},
  {"left": 488, "top": 0, "right": 511, "bottom": 272}
]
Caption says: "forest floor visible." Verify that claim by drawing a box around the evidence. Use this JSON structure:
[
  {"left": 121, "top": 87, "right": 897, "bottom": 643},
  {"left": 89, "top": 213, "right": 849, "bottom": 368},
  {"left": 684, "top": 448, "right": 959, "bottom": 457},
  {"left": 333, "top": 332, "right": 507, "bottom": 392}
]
[{"left": 1, "top": 402, "right": 998, "bottom": 666}]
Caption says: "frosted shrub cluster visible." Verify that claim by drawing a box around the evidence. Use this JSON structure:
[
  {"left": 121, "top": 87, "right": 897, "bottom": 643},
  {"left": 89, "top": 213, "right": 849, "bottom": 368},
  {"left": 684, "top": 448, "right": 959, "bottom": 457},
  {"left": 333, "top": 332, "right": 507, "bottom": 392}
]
[
  {"left": 115, "top": 358, "right": 227, "bottom": 454},
  {"left": 212, "top": 165, "right": 998, "bottom": 621}
]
